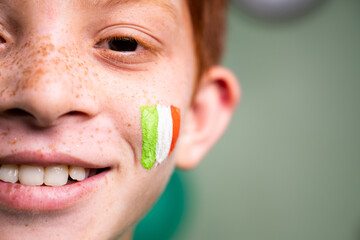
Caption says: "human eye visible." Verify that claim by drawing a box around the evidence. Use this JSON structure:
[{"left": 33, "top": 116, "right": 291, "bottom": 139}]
[
  {"left": 93, "top": 27, "right": 161, "bottom": 69},
  {"left": 95, "top": 36, "right": 145, "bottom": 53}
]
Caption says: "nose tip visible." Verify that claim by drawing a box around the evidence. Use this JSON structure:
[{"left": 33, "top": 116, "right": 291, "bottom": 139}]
[
  {"left": 0, "top": 88, "right": 98, "bottom": 128},
  {"left": 0, "top": 63, "right": 99, "bottom": 128},
  {"left": 22, "top": 89, "right": 76, "bottom": 127},
  {"left": 0, "top": 35, "right": 100, "bottom": 129}
]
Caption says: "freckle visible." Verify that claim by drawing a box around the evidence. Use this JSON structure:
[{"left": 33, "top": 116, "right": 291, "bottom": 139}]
[{"left": 8, "top": 137, "right": 17, "bottom": 145}]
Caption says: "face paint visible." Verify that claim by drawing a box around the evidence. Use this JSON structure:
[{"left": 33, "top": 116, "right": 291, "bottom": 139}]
[{"left": 140, "top": 105, "right": 181, "bottom": 169}]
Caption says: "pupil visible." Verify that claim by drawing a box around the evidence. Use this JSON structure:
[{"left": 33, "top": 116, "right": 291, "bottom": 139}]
[
  {"left": 108, "top": 37, "right": 138, "bottom": 52},
  {"left": 0, "top": 36, "right": 5, "bottom": 43}
]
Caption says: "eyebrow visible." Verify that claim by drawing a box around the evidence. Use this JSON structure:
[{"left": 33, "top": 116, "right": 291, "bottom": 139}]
[{"left": 79, "top": 0, "right": 177, "bottom": 19}]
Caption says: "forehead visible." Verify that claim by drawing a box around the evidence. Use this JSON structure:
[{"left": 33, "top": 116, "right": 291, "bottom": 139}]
[
  {"left": 0, "top": 0, "right": 182, "bottom": 31},
  {"left": 81, "top": 0, "right": 178, "bottom": 21},
  {"left": 81, "top": 0, "right": 176, "bottom": 11},
  {"left": 0, "top": 0, "right": 178, "bottom": 14}
]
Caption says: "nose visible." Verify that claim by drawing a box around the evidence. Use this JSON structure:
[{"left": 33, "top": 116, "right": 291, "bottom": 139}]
[{"left": 0, "top": 42, "right": 99, "bottom": 128}]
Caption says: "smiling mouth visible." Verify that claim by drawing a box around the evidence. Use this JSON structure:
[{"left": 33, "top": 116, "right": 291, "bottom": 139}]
[
  {"left": 0, "top": 164, "right": 110, "bottom": 187},
  {"left": 0, "top": 152, "right": 113, "bottom": 211}
]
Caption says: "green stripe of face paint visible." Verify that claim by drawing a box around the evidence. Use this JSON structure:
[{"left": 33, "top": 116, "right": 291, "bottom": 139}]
[{"left": 141, "top": 106, "right": 159, "bottom": 169}]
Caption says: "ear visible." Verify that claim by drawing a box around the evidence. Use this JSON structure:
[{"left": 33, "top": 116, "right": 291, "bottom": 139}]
[{"left": 175, "top": 66, "right": 241, "bottom": 169}]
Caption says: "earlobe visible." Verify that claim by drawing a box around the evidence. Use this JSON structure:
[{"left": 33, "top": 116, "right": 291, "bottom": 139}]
[{"left": 175, "top": 66, "right": 241, "bottom": 170}]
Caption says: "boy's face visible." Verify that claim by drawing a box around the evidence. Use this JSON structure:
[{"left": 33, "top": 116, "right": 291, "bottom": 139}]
[{"left": 0, "top": 0, "right": 196, "bottom": 239}]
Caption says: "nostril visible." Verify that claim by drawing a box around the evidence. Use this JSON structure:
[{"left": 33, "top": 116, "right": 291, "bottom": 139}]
[
  {"left": 3, "top": 108, "right": 35, "bottom": 118},
  {"left": 62, "top": 111, "right": 89, "bottom": 118},
  {"left": 67, "top": 111, "right": 83, "bottom": 116}
]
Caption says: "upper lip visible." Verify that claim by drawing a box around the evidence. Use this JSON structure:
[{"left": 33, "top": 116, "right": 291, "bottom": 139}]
[{"left": 0, "top": 151, "right": 108, "bottom": 168}]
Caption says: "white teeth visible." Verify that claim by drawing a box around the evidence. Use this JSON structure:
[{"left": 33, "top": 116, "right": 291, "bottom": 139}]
[
  {"left": 0, "top": 164, "right": 19, "bottom": 183},
  {"left": 69, "top": 166, "right": 85, "bottom": 181},
  {"left": 0, "top": 164, "right": 102, "bottom": 186},
  {"left": 19, "top": 165, "right": 44, "bottom": 186},
  {"left": 44, "top": 165, "right": 68, "bottom": 186}
]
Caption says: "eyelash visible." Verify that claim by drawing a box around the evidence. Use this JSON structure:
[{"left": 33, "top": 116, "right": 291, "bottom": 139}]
[
  {"left": 94, "top": 33, "right": 159, "bottom": 67},
  {"left": 95, "top": 36, "right": 145, "bottom": 52}
]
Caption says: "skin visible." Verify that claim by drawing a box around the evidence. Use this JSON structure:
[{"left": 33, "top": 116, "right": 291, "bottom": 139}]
[{"left": 0, "top": 0, "right": 240, "bottom": 239}]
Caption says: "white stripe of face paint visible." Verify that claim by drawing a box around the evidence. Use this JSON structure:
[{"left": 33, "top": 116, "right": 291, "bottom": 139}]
[{"left": 155, "top": 105, "right": 173, "bottom": 164}]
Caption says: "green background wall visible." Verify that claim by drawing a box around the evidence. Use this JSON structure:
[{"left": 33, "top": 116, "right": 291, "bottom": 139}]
[
  {"left": 135, "top": 0, "right": 360, "bottom": 239},
  {"left": 172, "top": 0, "right": 360, "bottom": 239}
]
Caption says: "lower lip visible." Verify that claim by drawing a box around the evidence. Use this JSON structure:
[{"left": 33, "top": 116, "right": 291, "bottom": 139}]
[{"left": 0, "top": 170, "right": 109, "bottom": 211}]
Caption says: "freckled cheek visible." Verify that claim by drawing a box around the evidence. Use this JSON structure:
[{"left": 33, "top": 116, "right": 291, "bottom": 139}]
[
  {"left": 91, "top": 79, "right": 142, "bottom": 158},
  {"left": 89, "top": 54, "right": 193, "bottom": 148},
  {"left": 96, "top": 65, "right": 187, "bottom": 105}
]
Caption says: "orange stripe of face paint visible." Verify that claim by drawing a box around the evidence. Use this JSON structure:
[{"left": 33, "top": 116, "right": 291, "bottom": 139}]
[{"left": 169, "top": 105, "right": 180, "bottom": 155}]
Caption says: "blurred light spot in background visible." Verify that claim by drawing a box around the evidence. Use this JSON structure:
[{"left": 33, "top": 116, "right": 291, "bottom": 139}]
[{"left": 232, "top": 0, "right": 326, "bottom": 21}]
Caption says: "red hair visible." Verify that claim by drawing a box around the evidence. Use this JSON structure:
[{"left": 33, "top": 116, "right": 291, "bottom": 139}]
[{"left": 185, "top": 0, "right": 229, "bottom": 78}]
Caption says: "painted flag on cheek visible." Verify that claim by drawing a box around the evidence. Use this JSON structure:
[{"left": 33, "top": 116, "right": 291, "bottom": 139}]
[{"left": 140, "top": 105, "right": 181, "bottom": 169}]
